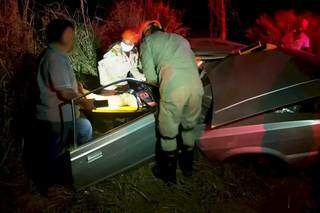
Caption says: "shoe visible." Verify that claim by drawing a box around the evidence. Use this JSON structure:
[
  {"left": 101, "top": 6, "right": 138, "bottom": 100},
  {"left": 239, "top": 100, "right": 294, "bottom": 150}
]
[
  {"left": 179, "top": 146, "right": 194, "bottom": 177},
  {"left": 152, "top": 150, "right": 177, "bottom": 185}
]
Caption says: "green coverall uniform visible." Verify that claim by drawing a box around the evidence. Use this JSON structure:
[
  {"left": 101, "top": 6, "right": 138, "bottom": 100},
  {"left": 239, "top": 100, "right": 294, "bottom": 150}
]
[{"left": 140, "top": 31, "right": 204, "bottom": 151}]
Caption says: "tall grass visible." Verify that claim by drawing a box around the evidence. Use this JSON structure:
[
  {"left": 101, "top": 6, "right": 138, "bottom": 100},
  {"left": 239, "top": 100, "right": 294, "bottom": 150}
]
[
  {"left": 70, "top": 23, "right": 98, "bottom": 79},
  {"left": 96, "top": 0, "right": 188, "bottom": 52},
  {"left": 0, "top": 0, "right": 37, "bottom": 166}
]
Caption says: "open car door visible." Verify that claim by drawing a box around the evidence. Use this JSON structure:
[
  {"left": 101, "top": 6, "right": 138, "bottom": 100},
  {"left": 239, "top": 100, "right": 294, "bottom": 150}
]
[{"left": 69, "top": 79, "right": 158, "bottom": 189}]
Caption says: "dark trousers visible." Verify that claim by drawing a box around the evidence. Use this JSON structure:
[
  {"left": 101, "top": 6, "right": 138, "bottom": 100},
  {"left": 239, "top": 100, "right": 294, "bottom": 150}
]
[{"left": 23, "top": 119, "right": 73, "bottom": 194}]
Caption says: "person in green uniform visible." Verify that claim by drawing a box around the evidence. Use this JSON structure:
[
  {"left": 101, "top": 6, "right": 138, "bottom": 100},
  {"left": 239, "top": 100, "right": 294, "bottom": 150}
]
[{"left": 140, "top": 21, "right": 204, "bottom": 185}]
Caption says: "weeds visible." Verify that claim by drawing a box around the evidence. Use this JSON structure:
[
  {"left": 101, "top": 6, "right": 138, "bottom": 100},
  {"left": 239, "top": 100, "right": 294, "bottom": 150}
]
[
  {"left": 70, "top": 23, "right": 98, "bottom": 79},
  {"left": 96, "top": 0, "right": 188, "bottom": 53}
]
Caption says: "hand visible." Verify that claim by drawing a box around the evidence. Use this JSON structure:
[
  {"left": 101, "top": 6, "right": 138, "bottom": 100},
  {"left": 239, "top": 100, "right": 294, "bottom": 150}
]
[
  {"left": 78, "top": 82, "right": 85, "bottom": 94},
  {"left": 79, "top": 98, "right": 96, "bottom": 111},
  {"left": 195, "top": 57, "right": 204, "bottom": 70},
  {"left": 78, "top": 82, "right": 90, "bottom": 95}
]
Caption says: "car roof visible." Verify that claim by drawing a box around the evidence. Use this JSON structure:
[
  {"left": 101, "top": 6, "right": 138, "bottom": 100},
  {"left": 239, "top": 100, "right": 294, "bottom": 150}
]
[
  {"left": 189, "top": 38, "right": 245, "bottom": 57},
  {"left": 206, "top": 48, "right": 320, "bottom": 127}
]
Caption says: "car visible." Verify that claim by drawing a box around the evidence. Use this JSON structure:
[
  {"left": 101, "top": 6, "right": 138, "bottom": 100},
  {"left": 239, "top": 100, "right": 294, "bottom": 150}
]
[{"left": 69, "top": 38, "right": 320, "bottom": 189}]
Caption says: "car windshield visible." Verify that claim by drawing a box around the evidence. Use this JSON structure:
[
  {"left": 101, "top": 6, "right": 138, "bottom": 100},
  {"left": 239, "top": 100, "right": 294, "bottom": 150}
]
[{"left": 68, "top": 79, "right": 158, "bottom": 150}]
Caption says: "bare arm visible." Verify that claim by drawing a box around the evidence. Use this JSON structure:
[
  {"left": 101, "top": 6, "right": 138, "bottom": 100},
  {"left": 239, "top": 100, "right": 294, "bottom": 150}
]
[{"left": 57, "top": 88, "right": 78, "bottom": 101}]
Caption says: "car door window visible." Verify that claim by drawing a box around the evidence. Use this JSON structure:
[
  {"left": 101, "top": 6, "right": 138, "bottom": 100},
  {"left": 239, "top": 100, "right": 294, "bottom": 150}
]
[
  {"left": 69, "top": 79, "right": 158, "bottom": 150},
  {"left": 273, "top": 97, "right": 320, "bottom": 114}
]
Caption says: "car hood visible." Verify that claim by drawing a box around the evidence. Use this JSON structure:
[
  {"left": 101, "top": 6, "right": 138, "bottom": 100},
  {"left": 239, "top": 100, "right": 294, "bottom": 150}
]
[{"left": 206, "top": 48, "right": 320, "bottom": 128}]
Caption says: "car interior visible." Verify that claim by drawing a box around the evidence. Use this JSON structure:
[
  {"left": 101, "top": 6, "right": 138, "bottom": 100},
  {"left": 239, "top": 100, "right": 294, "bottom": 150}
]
[
  {"left": 273, "top": 97, "right": 320, "bottom": 114},
  {"left": 69, "top": 47, "right": 266, "bottom": 151},
  {"left": 68, "top": 79, "right": 158, "bottom": 150}
]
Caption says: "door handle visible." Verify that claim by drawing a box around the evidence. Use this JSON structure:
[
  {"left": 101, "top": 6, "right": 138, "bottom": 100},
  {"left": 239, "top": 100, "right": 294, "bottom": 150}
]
[{"left": 87, "top": 150, "right": 103, "bottom": 163}]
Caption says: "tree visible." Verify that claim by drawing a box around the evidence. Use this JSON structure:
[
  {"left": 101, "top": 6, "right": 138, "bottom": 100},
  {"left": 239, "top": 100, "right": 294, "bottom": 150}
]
[{"left": 208, "top": 0, "right": 227, "bottom": 40}]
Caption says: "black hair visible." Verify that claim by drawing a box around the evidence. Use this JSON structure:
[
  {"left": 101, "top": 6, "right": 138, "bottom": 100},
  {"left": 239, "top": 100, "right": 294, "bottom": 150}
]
[{"left": 46, "top": 19, "right": 74, "bottom": 43}]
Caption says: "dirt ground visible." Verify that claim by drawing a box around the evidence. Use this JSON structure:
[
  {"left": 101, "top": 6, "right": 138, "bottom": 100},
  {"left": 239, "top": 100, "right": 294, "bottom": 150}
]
[{"left": 1, "top": 152, "right": 320, "bottom": 213}]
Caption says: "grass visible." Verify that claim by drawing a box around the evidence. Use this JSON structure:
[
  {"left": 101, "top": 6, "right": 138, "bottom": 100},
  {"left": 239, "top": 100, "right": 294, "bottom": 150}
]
[
  {"left": 3, "top": 154, "right": 265, "bottom": 212},
  {"left": 0, "top": 151, "right": 316, "bottom": 212}
]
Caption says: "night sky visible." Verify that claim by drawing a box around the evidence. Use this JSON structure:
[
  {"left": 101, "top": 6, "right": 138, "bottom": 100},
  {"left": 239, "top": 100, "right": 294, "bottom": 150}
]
[{"left": 39, "top": 0, "right": 320, "bottom": 42}]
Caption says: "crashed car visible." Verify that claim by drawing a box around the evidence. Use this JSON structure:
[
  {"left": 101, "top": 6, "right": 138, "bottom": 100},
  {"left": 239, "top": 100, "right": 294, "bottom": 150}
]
[{"left": 69, "top": 38, "right": 320, "bottom": 189}]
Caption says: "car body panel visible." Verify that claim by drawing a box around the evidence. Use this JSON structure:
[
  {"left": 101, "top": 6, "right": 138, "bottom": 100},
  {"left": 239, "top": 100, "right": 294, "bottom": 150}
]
[
  {"left": 206, "top": 49, "right": 320, "bottom": 127},
  {"left": 70, "top": 112, "right": 156, "bottom": 189},
  {"left": 70, "top": 40, "right": 320, "bottom": 189},
  {"left": 200, "top": 47, "right": 320, "bottom": 164},
  {"left": 189, "top": 38, "right": 245, "bottom": 57},
  {"left": 200, "top": 117, "right": 320, "bottom": 164}
]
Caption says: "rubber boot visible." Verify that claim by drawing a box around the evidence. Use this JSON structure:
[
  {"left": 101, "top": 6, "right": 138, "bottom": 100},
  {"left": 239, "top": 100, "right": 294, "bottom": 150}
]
[
  {"left": 179, "top": 146, "right": 194, "bottom": 177},
  {"left": 152, "top": 150, "right": 177, "bottom": 185}
]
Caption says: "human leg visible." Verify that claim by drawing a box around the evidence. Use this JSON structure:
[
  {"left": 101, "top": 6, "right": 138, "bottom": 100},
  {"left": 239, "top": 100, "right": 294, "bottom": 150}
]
[
  {"left": 180, "top": 91, "right": 203, "bottom": 176},
  {"left": 49, "top": 122, "right": 73, "bottom": 186},
  {"left": 28, "top": 120, "right": 53, "bottom": 194},
  {"left": 158, "top": 101, "right": 182, "bottom": 151},
  {"left": 154, "top": 101, "right": 184, "bottom": 184},
  {"left": 75, "top": 117, "right": 92, "bottom": 145}
]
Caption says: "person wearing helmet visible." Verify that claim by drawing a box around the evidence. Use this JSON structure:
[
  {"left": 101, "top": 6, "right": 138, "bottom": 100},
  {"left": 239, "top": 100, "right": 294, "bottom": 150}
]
[
  {"left": 140, "top": 21, "right": 204, "bottom": 185},
  {"left": 98, "top": 29, "right": 145, "bottom": 94}
]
